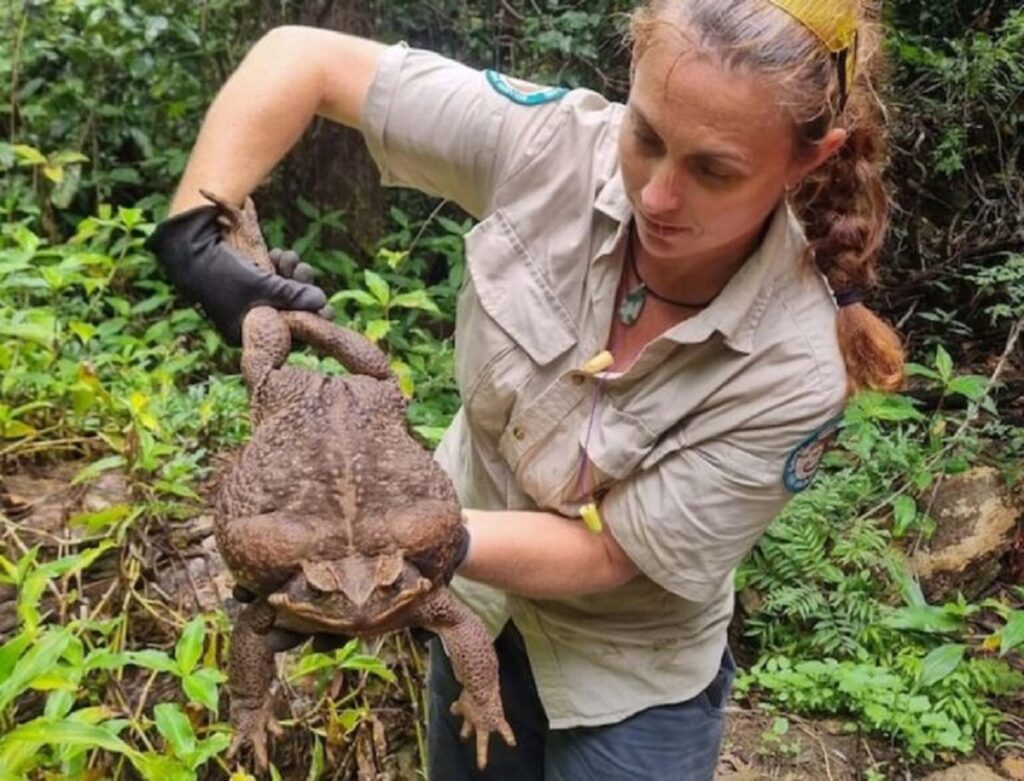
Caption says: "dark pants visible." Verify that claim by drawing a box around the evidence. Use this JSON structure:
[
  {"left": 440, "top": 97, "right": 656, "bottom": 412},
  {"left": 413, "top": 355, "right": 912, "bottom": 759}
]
[{"left": 427, "top": 623, "right": 734, "bottom": 781}]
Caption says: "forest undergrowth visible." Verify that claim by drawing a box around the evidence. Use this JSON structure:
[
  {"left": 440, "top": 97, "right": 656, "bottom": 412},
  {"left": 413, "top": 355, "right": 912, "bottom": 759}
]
[{"left": 1, "top": 1, "right": 1023, "bottom": 778}]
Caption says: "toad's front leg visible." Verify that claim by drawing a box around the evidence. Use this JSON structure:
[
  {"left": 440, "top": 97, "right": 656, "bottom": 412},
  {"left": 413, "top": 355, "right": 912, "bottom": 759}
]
[
  {"left": 412, "top": 589, "right": 515, "bottom": 769},
  {"left": 226, "top": 600, "right": 284, "bottom": 771}
]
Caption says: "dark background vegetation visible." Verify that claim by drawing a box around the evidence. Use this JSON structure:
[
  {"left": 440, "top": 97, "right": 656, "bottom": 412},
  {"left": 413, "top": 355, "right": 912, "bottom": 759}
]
[{"left": 1, "top": 1, "right": 1023, "bottom": 778}]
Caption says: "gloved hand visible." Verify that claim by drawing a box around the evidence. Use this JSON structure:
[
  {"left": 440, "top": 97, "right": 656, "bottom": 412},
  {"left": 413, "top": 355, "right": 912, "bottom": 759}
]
[{"left": 145, "top": 205, "right": 328, "bottom": 345}]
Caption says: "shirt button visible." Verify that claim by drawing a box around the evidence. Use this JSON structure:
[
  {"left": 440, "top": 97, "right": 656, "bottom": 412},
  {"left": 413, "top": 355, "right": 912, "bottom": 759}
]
[{"left": 512, "top": 426, "right": 526, "bottom": 440}]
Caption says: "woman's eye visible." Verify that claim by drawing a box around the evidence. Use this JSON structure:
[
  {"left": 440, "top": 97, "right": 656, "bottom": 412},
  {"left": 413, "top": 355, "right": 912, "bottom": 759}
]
[
  {"left": 697, "top": 164, "right": 736, "bottom": 183},
  {"left": 633, "top": 128, "right": 663, "bottom": 151}
]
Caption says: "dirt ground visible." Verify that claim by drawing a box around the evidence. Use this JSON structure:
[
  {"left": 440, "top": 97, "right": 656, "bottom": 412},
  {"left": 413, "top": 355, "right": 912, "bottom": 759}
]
[{"left": 717, "top": 707, "right": 1024, "bottom": 780}]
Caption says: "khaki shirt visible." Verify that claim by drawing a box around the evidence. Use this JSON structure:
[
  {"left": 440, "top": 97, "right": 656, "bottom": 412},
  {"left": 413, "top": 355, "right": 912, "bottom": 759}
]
[{"left": 362, "top": 44, "right": 848, "bottom": 728}]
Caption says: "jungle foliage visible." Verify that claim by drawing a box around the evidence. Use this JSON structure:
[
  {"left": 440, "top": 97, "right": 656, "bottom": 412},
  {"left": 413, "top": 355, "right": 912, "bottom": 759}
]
[{"left": 1, "top": 0, "right": 1023, "bottom": 778}]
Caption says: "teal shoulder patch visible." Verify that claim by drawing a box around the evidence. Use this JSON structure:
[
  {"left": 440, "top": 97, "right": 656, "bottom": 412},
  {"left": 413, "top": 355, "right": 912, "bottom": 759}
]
[
  {"left": 783, "top": 415, "right": 843, "bottom": 493},
  {"left": 484, "top": 69, "right": 568, "bottom": 106}
]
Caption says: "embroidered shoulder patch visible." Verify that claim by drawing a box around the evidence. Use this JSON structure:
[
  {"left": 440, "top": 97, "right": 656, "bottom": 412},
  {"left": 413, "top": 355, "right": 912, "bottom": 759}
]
[
  {"left": 484, "top": 69, "right": 568, "bottom": 106},
  {"left": 783, "top": 415, "right": 843, "bottom": 493}
]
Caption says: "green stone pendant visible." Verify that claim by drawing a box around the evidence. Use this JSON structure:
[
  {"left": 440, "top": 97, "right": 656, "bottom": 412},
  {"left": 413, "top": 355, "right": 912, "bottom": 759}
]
[{"left": 618, "top": 284, "right": 647, "bottom": 325}]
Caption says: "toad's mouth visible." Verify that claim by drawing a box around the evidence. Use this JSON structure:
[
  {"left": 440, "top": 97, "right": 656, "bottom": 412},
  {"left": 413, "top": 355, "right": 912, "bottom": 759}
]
[{"left": 267, "top": 576, "right": 434, "bottom": 631}]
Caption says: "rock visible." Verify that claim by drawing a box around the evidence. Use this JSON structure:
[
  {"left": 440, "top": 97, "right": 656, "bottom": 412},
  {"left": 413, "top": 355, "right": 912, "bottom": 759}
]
[
  {"left": 1002, "top": 754, "right": 1024, "bottom": 781},
  {"left": 910, "top": 467, "right": 1020, "bottom": 602},
  {"left": 919, "top": 763, "right": 1007, "bottom": 781}
]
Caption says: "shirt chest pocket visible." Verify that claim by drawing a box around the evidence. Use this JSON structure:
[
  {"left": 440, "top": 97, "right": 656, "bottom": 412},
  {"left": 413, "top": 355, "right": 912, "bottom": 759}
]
[{"left": 455, "top": 210, "right": 578, "bottom": 441}]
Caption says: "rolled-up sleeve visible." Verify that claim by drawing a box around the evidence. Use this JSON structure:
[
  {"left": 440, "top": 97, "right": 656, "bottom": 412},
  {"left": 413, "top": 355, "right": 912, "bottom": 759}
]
[
  {"left": 360, "top": 44, "right": 564, "bottom": 219},
  {"left": 601, "top": 401, "right": 842, "bottom": 603}
]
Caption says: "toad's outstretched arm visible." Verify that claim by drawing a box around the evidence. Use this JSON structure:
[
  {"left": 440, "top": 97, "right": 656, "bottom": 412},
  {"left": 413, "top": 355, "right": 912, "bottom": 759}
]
[{"left": 226, "top": 600, "right": 284, "bottom": 771}]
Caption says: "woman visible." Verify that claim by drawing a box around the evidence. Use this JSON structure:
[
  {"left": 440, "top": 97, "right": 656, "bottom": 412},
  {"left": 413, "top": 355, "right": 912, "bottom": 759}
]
[{"left": 148, "top": 1, "right": 904, "bottom": 778}]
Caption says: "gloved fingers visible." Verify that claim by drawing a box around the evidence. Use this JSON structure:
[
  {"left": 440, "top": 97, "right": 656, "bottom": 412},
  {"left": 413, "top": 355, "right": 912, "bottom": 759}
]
[
  {"left": 291, "top": 262, "right": 315, "bottom": 284},
  {"left": 262, "top": 628, "right": 310, "bottom": 653},
  {"left": 269, "top": 248, "right": 301, "bottom": 278},
  {"left": 233, "top": 585, "right": 257, "bottom": 603},
  {"left": 260, "top": 272, "right": 328, "bottom": 313},
  {"left": 278, "top": 250, "right": 301, "bottom": 278},
  {"left": 312, "top": 633, "right": 352, "bottom": 653}
]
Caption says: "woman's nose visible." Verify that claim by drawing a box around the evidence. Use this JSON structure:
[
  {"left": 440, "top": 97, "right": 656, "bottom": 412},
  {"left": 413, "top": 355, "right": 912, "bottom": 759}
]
[{"left": 640, "top": 164, "right": 681, "bottom": 216}]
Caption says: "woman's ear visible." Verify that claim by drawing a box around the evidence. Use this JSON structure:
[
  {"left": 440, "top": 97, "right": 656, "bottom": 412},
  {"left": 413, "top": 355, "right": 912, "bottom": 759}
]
[{"left": 787, "top": 127, "right": 848, "bottom": 187}]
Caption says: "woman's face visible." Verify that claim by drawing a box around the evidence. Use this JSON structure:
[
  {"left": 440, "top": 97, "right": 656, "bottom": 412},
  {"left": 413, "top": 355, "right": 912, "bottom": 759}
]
[{"left": 619, "top": 35, "right": 811, "bottom": 265}]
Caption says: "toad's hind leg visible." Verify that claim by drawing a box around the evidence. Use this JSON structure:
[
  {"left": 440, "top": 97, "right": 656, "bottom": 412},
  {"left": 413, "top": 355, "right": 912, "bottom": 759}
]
[
  {"left": 281, "top": 311, "right": 391, "bottom": 379},
  {"left": 241, "top": 306, "right": 291, "bottom": 393},
  {"left": 412, "top": 590, "right": 515, "bottom": 769}
]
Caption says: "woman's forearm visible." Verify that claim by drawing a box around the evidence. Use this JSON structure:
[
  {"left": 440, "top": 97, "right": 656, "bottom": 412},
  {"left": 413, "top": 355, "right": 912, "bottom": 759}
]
[
  {"left": 170, "top": 27, "right": 385, "bottom": 214},
  {"left": 457, "top": 509, "right": 639, "bottom": 599}
]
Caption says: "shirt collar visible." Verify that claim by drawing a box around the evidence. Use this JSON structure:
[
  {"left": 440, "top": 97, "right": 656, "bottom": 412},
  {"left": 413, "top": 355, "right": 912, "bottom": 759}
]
[
  {"left": 681, "top": 201, "right": 807, "bottom": 354},
  {"left": 594, "top": 167, "right": 631, "bottom": 224}
]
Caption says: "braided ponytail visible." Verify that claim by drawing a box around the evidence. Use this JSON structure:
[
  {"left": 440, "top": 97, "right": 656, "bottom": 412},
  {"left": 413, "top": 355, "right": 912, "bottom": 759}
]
[
  {"left": 630, "top": 0, "right": 906, "bottom": 394},
  {"left": 790, "top": 13, "right": 905, "bottom": 393}
]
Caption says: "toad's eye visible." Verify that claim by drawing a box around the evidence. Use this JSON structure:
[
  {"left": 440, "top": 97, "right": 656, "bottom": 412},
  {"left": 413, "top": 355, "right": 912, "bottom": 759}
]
[{"left": 306, "top": 583, "right": 327, "bottom": 598}]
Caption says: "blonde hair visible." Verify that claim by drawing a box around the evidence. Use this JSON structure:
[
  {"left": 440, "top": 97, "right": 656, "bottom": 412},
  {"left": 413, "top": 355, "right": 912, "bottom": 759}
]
[{"left": 630, "top": 0, "right": 905, "bottom": 394}]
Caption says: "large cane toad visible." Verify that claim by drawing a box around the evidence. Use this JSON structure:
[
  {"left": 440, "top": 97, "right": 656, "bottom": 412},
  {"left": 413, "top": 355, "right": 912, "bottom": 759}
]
[{"left": 207, "top": 193, "right": 514, "bottom": 770}]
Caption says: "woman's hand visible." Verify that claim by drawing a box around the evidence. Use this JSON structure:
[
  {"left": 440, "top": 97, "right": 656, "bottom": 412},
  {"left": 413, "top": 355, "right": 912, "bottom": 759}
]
[{"left": 145, "top": 205, "right": 327, "bottom": 344}]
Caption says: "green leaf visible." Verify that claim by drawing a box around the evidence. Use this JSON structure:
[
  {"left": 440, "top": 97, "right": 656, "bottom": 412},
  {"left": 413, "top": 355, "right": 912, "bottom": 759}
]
[
  {"left": 378, "top": 248, "right": 408, "bottom": 269},
  {"left": 43, "top": 689, "right": 76, "bottom": 719},
  {"left": 882, "top": 605, "right": 965, "bottom": 634},
  {"left": 12, "top": 144, "right": 47, "bottom": 166},
  {"left": 123, "top": 649, "right": 179, "bottom": 674},
  {"left": 330, "top": 289, "right": 378, "bottom": 307},
  {"left": 68, "top": 321, "right": 96, "bottom": 343},
  {"left": 364, "top": 319, "right": 392, "bottom": 342},
  {"left": 0, "top": 315, "right": 57, "bottom": 348},
  {"left": 0, "top": 629, "right": 73, "bottom": 712},
  {"left": 132, "top": 753, "right": 194, "bottom": 781},
  {"left": 182, "top": 667, "right": 223, "bottom": 713},
  {"left": 175, "top": 617, "right": 205, "bottom": 675},
  {"left": 891, "top": 495, "right": 918, "bottom": 537},
  {"left": 306, "top": 735, "right": 325, "bottom": 781},
  {"left": 154, "top": 702, "right": 197, "bottom": 759},
  {"left": 71, "top": 455, "right": 126, "bottom": 486},
  {"left": 364, "top": 270, "right": 390, "bottom": 306},
  {"left": 2, "top": 420, "right": 36, "bottom": 439},
  {"left": 339, "top": 652, "right": 396, "bottom": 683},
  {"left": 0, "top": 718, "right": 140, "bottom": 760},
  {"left": 392, "top": 290, "right": 442, "bottom": 314},
  {"left": 52, "top": 150, "right": 89, "bottom": 165},
  {"left": 287, "top": 651, "right": 344, "bottom": 682},
  {"left": 83, "top": 649, "right": 131, "bottom": 671},
  {"left": 187, "top": 732, "right": 232, "bottom": 770},
  {"left": 68, "top": 503, "right": 134, "bottom": 532},
  {"left": 945, "top": 375, "right": 987, "bottom": 401},
  {"left": 934, "top": 345, "right": 953, "bottom": 382},
  {"left": 904, "top": 362, "right": 941, "bottom": 381},
  {"left": 919, "top": 644, "right": 965, "bottom": 686},
  {"left": 1000, "top": 611, "right": 1024, "bottom": 655}
]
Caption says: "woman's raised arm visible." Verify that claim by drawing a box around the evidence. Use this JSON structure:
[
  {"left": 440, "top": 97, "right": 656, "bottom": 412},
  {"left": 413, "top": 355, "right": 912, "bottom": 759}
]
[{"left": 171, "top": 26, "right": 386, "bottom": 213}]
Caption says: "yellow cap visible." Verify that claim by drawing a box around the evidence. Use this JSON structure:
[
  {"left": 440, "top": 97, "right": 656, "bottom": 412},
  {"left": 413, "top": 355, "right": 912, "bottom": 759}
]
[{"left": 765, "top": 0, "right": 858, "bottom": 53}]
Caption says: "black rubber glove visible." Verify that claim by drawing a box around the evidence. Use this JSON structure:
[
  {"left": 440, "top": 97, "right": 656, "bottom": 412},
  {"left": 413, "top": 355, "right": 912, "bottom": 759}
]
[{"left": 145, "top": 205, "right": 327, "bottom": 345}]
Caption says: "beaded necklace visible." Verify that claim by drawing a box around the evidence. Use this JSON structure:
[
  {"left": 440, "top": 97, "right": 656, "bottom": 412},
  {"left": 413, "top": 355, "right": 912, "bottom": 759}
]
[{"left": 617, "top": 228, "right": 717, "bottom": 326}]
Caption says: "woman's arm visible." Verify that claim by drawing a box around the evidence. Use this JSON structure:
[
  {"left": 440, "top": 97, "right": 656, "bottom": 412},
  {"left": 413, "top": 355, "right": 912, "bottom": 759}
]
[
  {"left": 458, "top": 509, "right": 639, "bottom": 599},
  {"left": 171, "top": 26, "right": 386, "bottom": 214}
]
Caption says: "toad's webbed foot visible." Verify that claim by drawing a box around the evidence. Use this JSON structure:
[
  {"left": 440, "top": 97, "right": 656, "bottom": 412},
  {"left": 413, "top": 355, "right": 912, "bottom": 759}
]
[
  {"left": 450, "top": 686, "right": 516, "bottom": 770},
  {"left": 227, "top": 696, "right": 284, "bottom": 771}
]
